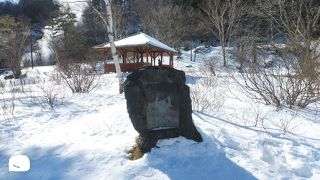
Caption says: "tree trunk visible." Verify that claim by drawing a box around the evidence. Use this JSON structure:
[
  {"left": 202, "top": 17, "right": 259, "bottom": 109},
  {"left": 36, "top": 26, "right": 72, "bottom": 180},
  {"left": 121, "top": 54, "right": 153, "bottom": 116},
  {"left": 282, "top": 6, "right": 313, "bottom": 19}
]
[
  {"left": 219, "top": 30, "right": 227, "bottom": 67},
  {"left": 221, "top": 39, "right": 227, "bottom": 67},
  {"left": 252, "top": 41, "right": 257, "bottom": 64},
  {"left": 104, "top": 0, "right": 123, "bottom": 93},
  {"left": 190, "top": 41, "right": 193, "bottom": 62}
]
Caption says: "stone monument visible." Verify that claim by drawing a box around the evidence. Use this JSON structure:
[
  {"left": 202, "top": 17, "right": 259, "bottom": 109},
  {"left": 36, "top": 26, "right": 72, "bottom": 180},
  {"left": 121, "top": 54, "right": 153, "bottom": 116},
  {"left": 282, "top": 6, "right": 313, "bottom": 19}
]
[{"left": 124, "top": 66, "right": 202, "bottom": 158}]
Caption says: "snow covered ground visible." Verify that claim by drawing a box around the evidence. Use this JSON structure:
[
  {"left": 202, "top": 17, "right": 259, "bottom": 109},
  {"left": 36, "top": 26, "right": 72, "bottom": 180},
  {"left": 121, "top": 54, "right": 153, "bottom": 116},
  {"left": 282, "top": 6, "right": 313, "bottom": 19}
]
[{"left": 0, "top": 48, "right": 320, "bottom": 179}]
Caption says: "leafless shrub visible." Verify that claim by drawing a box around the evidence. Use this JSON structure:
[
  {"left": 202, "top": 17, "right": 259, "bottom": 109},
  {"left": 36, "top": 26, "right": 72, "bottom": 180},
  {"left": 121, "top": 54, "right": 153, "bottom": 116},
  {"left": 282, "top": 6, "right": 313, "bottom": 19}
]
[
  {"left": 279, "top": 111, "right": 298, "bottom": 135},
  {"left": 1, "top": 93, "right": 16, "bottom": 117},
  {"left": 56, "top": 55, "right": 101, "bottom": 93},
  {"left": 18, "top": 72, "right": 66, "bottom": 110},
  {"left": 8, "top": 79, "right": 27, "bottom": 93},
  {"left": 0, "top": 79, "right": 6, "bottom": 91},
  {"left": 0, "top": 79, "right": 16, "bottom": 117},
  {"left": 33, "top": 73, "right": 66, "bottom": 109},
  {"left": 234, "top": 59, "right": 320, "bottom": 108},
  {"left": 200, "top": 59, "right": 216, "bottom": 76},
  {"left": 239, "top": 103, "right": 267, "bottom": 128},
  {"left": 252, "top": 106, "right": 266, "bottom": 128},
  {"left": 230, "top": 0, "right": 320, "bottom": 109},
  {"left": 190, "top": 76, "right": 223, "bottom": 114},
  {"left": 58, "top": 63, "right": 100, "bottom": 93}
]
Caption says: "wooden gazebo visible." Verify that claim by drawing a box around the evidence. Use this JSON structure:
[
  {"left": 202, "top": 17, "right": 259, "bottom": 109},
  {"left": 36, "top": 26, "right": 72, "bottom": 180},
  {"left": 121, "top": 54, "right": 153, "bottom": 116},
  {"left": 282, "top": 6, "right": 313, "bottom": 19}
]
[{"left": 93, "top": 32, "right": 178, "bottom": 73}]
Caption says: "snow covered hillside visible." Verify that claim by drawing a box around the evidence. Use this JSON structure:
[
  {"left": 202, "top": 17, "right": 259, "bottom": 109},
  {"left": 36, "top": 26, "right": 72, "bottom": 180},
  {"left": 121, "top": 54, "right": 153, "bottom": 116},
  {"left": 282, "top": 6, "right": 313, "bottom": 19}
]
[{"left": 0, "top": 48, "right": 320, "bottom": 179}]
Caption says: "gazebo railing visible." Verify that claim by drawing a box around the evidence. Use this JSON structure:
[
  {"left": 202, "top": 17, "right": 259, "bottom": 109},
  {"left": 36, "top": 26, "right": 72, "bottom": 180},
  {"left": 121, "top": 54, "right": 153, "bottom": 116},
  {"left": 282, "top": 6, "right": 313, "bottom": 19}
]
[{"left": 105, "top": 63, "right": 151, "bottom": 73}]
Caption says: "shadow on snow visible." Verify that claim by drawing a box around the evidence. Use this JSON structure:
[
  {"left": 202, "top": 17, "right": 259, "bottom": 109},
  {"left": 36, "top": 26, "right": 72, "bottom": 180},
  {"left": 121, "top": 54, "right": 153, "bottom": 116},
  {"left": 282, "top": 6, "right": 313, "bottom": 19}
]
[
  {"left": 142, "top": 132, "right": 257, "bottom": 180},
  {"left": 0, "top": 145, "right": 90, "bottom": 180}
]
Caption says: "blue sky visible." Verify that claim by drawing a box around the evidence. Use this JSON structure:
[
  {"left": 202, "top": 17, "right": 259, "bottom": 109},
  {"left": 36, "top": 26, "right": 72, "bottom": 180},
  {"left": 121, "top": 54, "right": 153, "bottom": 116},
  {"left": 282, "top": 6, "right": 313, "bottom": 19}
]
[{"left": 0, "top": 0, "right": 19, "bottom": 3}]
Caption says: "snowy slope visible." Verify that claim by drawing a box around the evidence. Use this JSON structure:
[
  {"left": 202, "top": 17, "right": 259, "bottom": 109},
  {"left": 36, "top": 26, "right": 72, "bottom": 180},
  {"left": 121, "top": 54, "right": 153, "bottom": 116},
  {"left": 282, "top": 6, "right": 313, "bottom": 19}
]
[{"left": 1, "top": 47, "right": 320, "bottom": 179}]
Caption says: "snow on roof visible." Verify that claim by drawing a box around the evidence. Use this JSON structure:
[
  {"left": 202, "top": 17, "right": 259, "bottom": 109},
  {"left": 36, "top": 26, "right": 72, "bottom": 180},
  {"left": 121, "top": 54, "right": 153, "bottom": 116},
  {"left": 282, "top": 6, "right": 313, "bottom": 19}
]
[{"left": 94, "top": 32, "right": 178, "bottom": 53}]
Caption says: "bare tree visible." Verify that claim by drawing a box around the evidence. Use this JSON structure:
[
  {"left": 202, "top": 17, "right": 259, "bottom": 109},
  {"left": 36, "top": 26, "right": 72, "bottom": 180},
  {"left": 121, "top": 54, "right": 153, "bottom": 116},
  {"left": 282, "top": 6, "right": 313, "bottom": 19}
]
[
  {"left": 91, "top": 0, "right": 123, "bottom": 93},
  {"left": 0, "top": 19, "right": 30, "bottom": 78},
  {"left": 105, "top": 0, "right": 123, "bottom": 93},
  {"left": 112, "top": 1, "right": 127, "bottom": 39},
  {"left": 232, "top": 5, "right": 267, "bottom": 71},
  {"left": 135, "top": 0, "right": 193, "bottom": 49},
  {"left": 200, "top": 0, "right": 243, "bottom": 67},
  {"left": 83, "top": 0, "right": 128, "bottom": 41},
  {"left": 261, "top": 0, "right": 320, "bottom": 77}
]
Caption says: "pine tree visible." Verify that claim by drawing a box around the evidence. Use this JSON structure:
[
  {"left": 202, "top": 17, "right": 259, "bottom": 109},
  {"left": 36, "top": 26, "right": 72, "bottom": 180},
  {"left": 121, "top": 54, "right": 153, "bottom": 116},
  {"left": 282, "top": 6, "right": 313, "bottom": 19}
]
[{"left": 50, "top": 5, "right": 81, "bottom": 58}]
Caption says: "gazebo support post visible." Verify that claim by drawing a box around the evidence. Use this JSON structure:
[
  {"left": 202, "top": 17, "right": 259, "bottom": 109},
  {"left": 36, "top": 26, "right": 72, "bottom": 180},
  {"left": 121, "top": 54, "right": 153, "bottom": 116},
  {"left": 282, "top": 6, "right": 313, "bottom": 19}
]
[
  {"left": 170, "top": 53, "right": 173, "bottom": 67},
  {"left": 146, "top": 50, "right": 149, "bottom": 63},
  {"left": 154, "top": 53, "right": 157, "bottom": 66},
  {"left": 122, "top": 52, "right": 125, "bottom": 64},
  {"left": 136, "top": 53, "right": 139, "bottom": 63},
  {"left": 140, "top": 52, "right": 143, "bottom": 63},
  {"left": 124, "top": 51, "right": 127, "bottom": 64}
]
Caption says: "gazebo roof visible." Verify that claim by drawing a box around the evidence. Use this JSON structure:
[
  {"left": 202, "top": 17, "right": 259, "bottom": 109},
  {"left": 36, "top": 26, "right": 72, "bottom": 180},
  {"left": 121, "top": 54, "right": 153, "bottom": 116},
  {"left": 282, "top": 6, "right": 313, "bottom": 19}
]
[{"left": 93, "top": 32, "right": 178, "bottom": 54}]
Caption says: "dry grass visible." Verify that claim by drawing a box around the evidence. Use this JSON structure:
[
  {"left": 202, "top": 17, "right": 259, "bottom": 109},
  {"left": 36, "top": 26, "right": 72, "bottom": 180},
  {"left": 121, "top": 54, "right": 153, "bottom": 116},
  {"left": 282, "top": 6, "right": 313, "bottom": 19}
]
[{"left": 129, "top": 145, "right": 143, "bottom": 160}]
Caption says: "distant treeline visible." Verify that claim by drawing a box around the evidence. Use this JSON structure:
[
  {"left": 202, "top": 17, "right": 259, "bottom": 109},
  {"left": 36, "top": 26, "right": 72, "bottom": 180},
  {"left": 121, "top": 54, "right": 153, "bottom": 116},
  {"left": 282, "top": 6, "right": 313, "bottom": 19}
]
[{"left": 0, "top": 0, "right": 58, "bottom": 25}]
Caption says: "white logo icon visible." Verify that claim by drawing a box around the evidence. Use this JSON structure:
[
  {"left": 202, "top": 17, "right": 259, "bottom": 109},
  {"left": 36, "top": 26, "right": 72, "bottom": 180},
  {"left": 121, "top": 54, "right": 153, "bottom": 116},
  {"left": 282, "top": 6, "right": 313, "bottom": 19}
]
[{"left": 8, "top": 155, "right": 30, "bottom": 172}]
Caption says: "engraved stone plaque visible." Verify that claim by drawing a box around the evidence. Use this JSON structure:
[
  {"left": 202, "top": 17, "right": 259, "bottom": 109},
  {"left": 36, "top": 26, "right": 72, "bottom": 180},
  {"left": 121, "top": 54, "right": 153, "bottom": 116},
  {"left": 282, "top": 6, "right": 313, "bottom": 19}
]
[{"left": 146, "top": 96, "right": 179, "bottom": 130}]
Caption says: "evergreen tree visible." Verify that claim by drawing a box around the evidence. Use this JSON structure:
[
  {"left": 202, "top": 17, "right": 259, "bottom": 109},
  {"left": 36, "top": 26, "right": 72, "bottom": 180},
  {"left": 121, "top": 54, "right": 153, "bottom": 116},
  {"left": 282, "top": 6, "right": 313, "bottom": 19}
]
[
  {"left": 81, "top": 3, "right": 108, "bottom": 47},
  {"left": 0, "top": 15, "right": 18, "bottom": 32},
  {"left": 19, "top": 0, "right": 58, "bottom": 24},
  {"left": 50, "top": 5, "right": 83, "bottom": 59}
]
